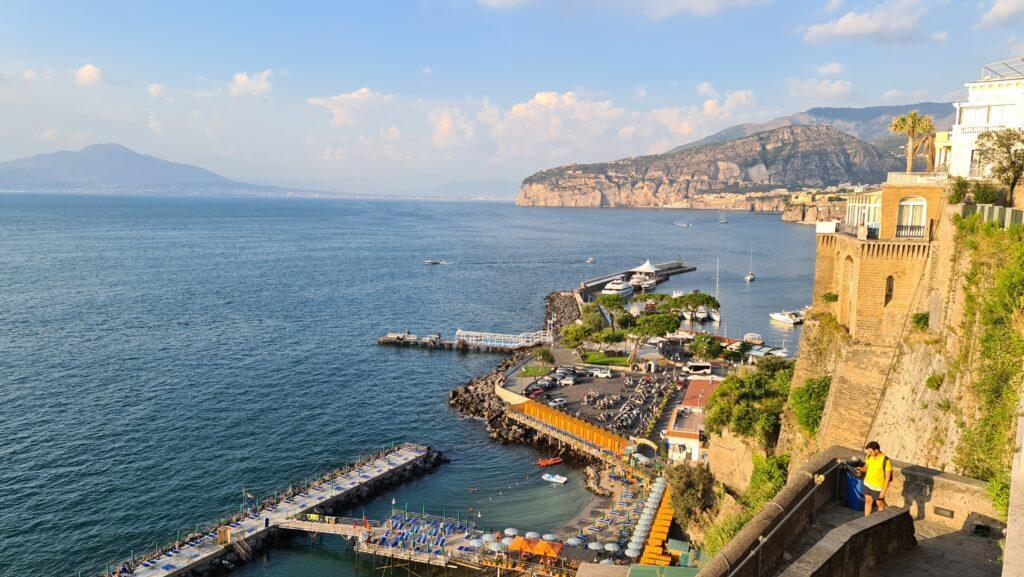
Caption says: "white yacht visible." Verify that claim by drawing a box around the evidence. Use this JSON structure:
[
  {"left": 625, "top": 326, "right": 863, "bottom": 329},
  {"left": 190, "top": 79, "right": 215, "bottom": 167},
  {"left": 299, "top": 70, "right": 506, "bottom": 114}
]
[
  {"left": 770, "top": 310, "right": 805, "bottom": 325},
  {"left": 681, "top": 308, "right": 694, "bottom": 321},
  {"left": 585, "top": 257, "right": 596, "bottom": 264},
  {"left": 744, "top": 249, "right": 756, "bottom": 283},
  {"left": 601, "top": 277, "right": 634, "bottom": 297},
  {"left": 694, "top": 306, "right": 709, "bottom": 322}
]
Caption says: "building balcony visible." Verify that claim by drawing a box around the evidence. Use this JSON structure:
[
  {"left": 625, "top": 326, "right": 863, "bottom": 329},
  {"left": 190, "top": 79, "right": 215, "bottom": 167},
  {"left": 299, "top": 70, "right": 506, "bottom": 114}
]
[
  {"left": 886, "top": 172, "right": 949, "bottom": 186},
  {"left": 969, "top": 165, "right": 988, "bottom": 178},
  {"left": 836, "top": 222, "right": 879, "bottom": 239},
  {"left": 895, "top": 224, "right": 927, "bottom": 239},
  {"left": 953, "top": 124, "right": 1005, "bottom": 136}
]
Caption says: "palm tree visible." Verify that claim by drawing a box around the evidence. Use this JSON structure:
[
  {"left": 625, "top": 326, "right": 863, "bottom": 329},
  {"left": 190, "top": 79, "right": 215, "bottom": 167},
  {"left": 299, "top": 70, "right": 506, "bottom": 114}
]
[{"left": 889, "top": 111, "right": 936, "bottom": 173}]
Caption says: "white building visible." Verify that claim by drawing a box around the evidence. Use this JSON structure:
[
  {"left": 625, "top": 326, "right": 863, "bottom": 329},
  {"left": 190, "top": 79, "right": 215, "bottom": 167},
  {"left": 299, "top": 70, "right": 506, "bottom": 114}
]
[{"left": 947, "top": 57, "right": 1024, "bottom": 178}]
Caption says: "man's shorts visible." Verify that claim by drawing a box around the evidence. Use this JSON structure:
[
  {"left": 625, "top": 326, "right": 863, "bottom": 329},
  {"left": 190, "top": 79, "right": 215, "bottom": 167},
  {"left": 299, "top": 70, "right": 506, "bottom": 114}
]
[{"left": 863, "top": 486, "right": 883, "bottom": 500}]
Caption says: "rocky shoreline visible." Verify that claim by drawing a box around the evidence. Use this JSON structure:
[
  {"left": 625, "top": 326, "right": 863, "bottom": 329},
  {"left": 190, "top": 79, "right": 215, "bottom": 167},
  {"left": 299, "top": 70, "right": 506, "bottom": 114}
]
[{"left": 545, "top": 291, "right": 581, "bottom": 334}]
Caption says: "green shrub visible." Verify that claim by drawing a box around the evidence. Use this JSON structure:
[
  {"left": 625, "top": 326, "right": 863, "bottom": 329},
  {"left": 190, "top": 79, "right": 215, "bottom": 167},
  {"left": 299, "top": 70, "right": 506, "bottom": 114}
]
[
  {"left": 789, "top": 376, "right": 831, "bottom": 435},
  {"left": 665, "top": 463, "right": 716, "bottom": 528},
  {"left": 699, "top": 509, "right": 754, "bottom": 563},
  {"left": 534, "top": 347, "right": 555, "bottom": 365},
  {"left": 560, "top": 324, "right": 590, "bottom": 348},
  {"left": 937, "top": 399, "right": 952, "bottom": 412},
  {"left": 948, "top": 176, "right": 970, "bottom": 204},
  {"left": 911, "top": 312, "right": 930, "bottom": 331},
  {"left": 972, "top": 180, "right": 1003, "bottom": 205},
  {"left": 689, "top": 333, "right": 723, "bottom": 360},
  {"left": 745, "top": 455, "right": 790, "bottom": 508},
  {"left": 705, "top": 357, "right": 793, "bottom": 448},
  {"left": 594, "top": 328, "right": 627, "bottom": 344},
  {"left": 821, "top": 292, "right": 838, "bottom": 303},
  {"left": 925, "top": 373, "right": 944, "bottom": 391},
  {"left": 988, "top": 471, "right": 1011, "bottom": 520}
]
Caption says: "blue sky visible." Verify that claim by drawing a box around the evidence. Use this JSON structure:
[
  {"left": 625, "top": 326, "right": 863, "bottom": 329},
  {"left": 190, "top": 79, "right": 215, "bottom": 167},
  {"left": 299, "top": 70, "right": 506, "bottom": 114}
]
[{"left": 2, "top": 0, "right": 1023, "bottom": 195}]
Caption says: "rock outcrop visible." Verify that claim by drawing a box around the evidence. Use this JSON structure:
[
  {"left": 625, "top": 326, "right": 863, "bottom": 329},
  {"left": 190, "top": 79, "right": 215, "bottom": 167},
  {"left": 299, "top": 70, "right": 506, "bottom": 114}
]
[
  {"left": 516, "top": 125, "right": 901, "bottom": 208},
  {"left": 781, "top": 199, "right": 847, "bottom": 225}
]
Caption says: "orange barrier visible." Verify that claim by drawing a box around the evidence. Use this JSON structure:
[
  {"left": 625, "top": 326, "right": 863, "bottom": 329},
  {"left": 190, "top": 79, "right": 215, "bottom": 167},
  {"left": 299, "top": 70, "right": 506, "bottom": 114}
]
[{"left": 510, "top": 401, "right": 629, "bottom": 456}]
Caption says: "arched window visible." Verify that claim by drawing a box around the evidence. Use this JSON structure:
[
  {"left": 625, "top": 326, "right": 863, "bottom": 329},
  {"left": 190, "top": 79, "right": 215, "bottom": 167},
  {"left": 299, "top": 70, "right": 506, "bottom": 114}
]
[
  {"left": 884, "top": 275, "right": 894, "bottom": 306},
  {"left": 896, "top": 197, "right": 927, "bottom": 238}
]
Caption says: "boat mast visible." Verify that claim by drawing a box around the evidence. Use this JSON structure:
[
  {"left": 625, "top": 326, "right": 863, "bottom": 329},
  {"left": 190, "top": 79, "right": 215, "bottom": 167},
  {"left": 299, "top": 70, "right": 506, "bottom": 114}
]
[{"left": 715, "top": 257, "right": 720, "bottom": 300}]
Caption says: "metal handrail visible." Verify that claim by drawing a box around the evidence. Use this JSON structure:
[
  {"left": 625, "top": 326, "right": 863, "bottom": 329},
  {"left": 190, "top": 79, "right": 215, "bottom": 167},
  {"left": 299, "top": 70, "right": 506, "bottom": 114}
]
[{"left": 724, "top": 460, "right": 844, "bottom": 577}]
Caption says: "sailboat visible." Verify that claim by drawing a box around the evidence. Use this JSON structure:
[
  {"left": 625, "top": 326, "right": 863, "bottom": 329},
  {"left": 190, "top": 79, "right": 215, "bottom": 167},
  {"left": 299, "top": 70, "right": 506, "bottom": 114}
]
[
  {"left": 718, "top": 211, "right": 728, "bottom": 224},
  {"left": 709, "top": 258, "right": 721, "bottom": 322},
  {"left": 745, "top": 249, "right": 756, "bottom": 283}
]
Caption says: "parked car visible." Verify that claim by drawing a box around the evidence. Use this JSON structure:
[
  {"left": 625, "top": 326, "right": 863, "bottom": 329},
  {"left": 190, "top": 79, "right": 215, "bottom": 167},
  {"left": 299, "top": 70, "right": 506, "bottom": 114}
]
[
  {"left": 590, "top": 367, "right": 613, "bottom": 378},
  {"left": 548, "top": 398, "right": 567, "bottom": 408},
  {"left": 559, "top": 376, "right": 577, "bottom": 386},
  {"left": 529, "top": 388, "right": 545, "bottom": 399}
]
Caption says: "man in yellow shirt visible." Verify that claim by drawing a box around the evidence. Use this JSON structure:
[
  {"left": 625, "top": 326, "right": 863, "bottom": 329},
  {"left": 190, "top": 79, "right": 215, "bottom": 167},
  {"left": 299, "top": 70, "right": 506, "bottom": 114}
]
[{"left": 858, "top": 441, "right": 893, "bottom": 516}]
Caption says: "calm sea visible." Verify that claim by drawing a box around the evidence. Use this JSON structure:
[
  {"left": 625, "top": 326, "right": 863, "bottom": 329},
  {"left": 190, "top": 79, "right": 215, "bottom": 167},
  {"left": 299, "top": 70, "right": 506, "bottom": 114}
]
[{"left": 0, "top": 194, "right": 814, "bottom": 576}]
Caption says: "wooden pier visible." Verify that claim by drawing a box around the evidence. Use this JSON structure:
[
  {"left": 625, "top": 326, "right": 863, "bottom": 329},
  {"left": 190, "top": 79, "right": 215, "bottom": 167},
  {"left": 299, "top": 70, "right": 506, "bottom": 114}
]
[
  {"left": 106, "top": 444, "right": 433, "bottom": 577},
  {"left": 378, "top": 329, "right": 553, "bottom": 352}
]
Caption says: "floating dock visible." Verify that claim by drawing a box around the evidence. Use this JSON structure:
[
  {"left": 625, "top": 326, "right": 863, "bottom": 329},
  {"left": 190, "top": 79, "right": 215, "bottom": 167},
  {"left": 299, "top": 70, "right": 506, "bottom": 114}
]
[
  {"left": 105, "top": 444, "right": 436, "bottom": 577},
  {"left": 378, "top": 329, "right": 553, "bottom": 352},
  {"left": 579, "top": 260, "right": 695, "bottom": 301}
]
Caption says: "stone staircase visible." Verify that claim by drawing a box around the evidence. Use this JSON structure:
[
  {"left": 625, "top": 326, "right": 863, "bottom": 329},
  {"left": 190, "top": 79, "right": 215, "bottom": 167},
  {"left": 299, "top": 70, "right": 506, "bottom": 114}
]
[{"left": 817, "top": 344, "right": 898, "bottom": 450}]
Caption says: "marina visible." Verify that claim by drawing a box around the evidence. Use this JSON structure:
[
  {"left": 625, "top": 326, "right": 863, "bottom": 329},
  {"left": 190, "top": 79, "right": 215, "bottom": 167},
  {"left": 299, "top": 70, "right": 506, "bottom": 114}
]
[
  {"left": 579, "top": 260, "right": 696, "bottom": 302},
  {"left": 378, "top": 329, "right": 554, "bottom": 352}
]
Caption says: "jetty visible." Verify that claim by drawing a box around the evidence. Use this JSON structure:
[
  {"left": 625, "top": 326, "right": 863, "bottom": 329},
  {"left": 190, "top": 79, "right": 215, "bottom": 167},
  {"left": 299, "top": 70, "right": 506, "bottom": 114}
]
[
  {"left": 104, "top": 444, "right": 438, "bottom": 577},
  {"left": 579, "top": 260, "right": 695, "bottom": 301},
  {"left": 378, "top": 329, "right": 553, "bottom": 352}
]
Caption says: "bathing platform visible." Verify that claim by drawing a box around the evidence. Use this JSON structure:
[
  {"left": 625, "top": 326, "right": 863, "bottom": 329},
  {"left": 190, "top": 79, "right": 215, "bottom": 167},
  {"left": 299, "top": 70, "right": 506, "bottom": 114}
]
[
  {"left": 378, "top": 329, "right": 553, "bottom": 352},
  {"left": 579, "top": 260, "right": 695, "bottom": 300},
  {"left": 106, "top": 444, "right": 432, "bottom": 577}
]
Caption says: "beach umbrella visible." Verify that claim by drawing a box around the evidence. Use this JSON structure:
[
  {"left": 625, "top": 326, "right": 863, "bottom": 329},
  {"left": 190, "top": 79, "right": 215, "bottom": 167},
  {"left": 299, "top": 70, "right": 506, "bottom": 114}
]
[
  {"left": 487, "top": 542, "right": 505, "bottom": 552},
  {"left": 525, "top": 531, "right": 541, "bottom": 540},
  {"left": 542, "top": 533, "right": 558, "bottom": 542},
  {"left": 565, "top": 537, "right": 582, "bottom": 547},
  {"left": 600, "top": 559, "right": 615, "bottom": 565},
  {"left": 604, "top": 543, "right": 620, "bottom": 553},
  {"left": 504, "top": 528, "right": 519, "bottom": 537},
  {"left": 588, "top": 542, "right": 603, "bottom": 551},
  {"left": 481, "top": 534, "right": 497, "bottom": 543},
  {"left": 469, "top": 539, "right": 483, "bottom": 548},
  {"left": 501, "top": 537, "right": 515, "bottom": 546},
  {"left": 625, "top": 548, "right": 641, "bottom": 558}
]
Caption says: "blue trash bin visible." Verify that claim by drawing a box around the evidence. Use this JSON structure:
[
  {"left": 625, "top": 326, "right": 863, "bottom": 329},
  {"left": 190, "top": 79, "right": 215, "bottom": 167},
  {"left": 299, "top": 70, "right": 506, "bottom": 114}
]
[{"left": 842, "top": 468, "right": 865, "bottom": 511}]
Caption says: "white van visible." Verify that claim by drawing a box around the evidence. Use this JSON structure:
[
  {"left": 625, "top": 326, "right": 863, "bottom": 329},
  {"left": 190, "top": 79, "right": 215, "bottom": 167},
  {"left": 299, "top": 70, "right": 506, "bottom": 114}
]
[
  {"left": 685, "top": 362, "right": 713, "bottom": 375},
  {"left": 591, "top": 367, "right": 613, "bottom": 379}
]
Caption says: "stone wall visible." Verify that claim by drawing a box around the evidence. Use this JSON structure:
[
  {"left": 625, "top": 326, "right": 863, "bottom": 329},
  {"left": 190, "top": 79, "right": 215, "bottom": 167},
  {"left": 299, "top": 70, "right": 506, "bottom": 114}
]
[
  {"left": 708, "top": 429, "right": 765, "bottom": 494},
  {"left": 777, "top": 507, "right": 917, "bottom": 577},
  {"left": 815, "top": 344, "right": 896, "bottom": 452}
]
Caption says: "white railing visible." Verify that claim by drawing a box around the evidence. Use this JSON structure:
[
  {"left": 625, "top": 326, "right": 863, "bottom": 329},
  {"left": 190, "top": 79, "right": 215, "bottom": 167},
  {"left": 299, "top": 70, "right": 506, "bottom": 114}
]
[
  {"left": 954, "top": 124, "right": 1005, "bottom": 136},
  {"left": 455, "top": 329, "right": 553, "bottom": 348},
  {"left": 886, "top": 172, "right": 949, "bottom": 186}
]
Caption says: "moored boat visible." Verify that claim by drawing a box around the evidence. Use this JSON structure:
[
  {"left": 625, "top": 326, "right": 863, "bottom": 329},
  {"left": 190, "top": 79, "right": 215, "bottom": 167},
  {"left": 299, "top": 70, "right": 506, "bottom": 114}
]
[
  {"left": 602, "top": 277, "right": 634, "bottom": 297},
  {"left": 537, "top": 457, "right": 563, "bottom": 467},
  {"left": 769, "top": 310, "right": 805, "bottom": 325},
  {"left": 542, "top": 473, "right": 568, "bottom": 484},
  {"left": 694, "top": 306, "right": 709, "bottom": 322}
]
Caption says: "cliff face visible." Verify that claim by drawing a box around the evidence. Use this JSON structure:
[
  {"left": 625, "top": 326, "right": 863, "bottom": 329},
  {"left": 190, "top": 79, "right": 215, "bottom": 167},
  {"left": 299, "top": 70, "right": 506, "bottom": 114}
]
[
  {"left": 516, "top": 125, "right": 900, "bottom": 208},
  {"left": 781, "top": 200, "right": 847, "bottom": 224}
]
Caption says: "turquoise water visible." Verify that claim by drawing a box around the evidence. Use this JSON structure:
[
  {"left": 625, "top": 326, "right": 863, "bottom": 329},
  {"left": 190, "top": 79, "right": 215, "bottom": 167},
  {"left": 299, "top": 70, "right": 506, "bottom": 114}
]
[{"left": 0, "top": 195, "right": 814, "bottom": 576}]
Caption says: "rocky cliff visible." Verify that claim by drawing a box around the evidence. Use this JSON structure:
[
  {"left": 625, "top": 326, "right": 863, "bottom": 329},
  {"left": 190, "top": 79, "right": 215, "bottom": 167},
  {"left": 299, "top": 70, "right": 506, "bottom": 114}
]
[
  {"left": 516, "top": 125, "right": 900, "bottom": 208},
  {"left": 781, "top": 199, "right": 847, "bottom": 224}
]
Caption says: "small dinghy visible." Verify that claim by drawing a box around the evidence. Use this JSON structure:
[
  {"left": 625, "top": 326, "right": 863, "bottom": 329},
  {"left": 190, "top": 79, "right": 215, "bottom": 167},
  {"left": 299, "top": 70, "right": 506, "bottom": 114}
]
[
  {"left": 537, "top": 456, "right": 563, "bottom": 468},
  {"left": 542, "top": 473, "right": 568, "bottom": 485}
]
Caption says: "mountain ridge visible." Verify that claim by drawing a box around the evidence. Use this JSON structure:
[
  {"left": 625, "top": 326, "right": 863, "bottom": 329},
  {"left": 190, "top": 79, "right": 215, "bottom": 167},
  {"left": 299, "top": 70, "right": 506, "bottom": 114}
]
[{"left": 517, "top": 125, "right": 901, "bottom": 208}]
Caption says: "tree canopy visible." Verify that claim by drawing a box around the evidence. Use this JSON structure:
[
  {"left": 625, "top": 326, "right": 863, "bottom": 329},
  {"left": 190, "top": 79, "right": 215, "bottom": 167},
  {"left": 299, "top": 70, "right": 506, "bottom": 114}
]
[
  {"left": 704, "top": 357, "right": 794, "bottom": 448},
  {"left": 889, "top": 110, "right": 935, "bottom": 173},
  {"left": 665, "top": 463, "right": 716, "bottom": 528},
  {"left": 633, "top": 313, "right": 680, "bottom": 339},
  {"left": 689, "top": 333, "right": 723, "bottom": 360},
  {"left": 977, "top": 128, "right": 1024, "bottom": 199},
  {"left": 673, "top": 291, "right": 721, "bottom": 312}
]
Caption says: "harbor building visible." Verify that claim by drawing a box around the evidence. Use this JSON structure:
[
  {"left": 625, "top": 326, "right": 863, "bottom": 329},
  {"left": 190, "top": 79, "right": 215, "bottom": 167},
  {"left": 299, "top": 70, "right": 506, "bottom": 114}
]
[{"left": 662, "top": 377, "right": 718, "bottom": 464}]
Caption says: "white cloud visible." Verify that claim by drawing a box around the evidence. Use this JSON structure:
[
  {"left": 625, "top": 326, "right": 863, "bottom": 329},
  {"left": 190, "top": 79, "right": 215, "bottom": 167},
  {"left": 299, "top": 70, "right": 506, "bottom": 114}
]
[
  {"left": 22, "top": 69, "right": 37, "bottom": 82},
  {"left": 229, "top": 69, "right": 273, "bottom": 99},
  {"left": 429, "top": 108, "right": 475, "bottom": 148},
  {"left": 824, "top": 0, "right": 844, "bottom": 11},
  {"left": 931, "top": 31, "right": 948, "bottom": 42},
  {"left": 147, "top": 83, "right": 165, "bottom": 98},
  {"left": 307, "top": 87, "right": 396, "bottom": 127},
  {"left": 380, "top": 126, "right": 402, "bottom": 141},
  {"left": 40, "top": 128, "right": 57, "bottom": 140},
  {"left": 637, "top": 0, "right": 767, "bottom": 20},
  {"left": 981, "top": 0, "right": 1024, "bottom": 26},
  {"left": 421, "top": 67, "right": 433, "bottom": 76},
  {"left": 478, "top": 0, "right": 526, "bottom": 7},
  {"left": 882, "top": 89, "right": 903, "bottom": 99},
  {"left": 635, "top": 85, "right": 647, "bottom": 99},
  {"left": 699, "top": 89, "right": 756, "bottom": 119},
  {"left": 804, "top": 0, "right": 927, "bottom": 43},
  {"left": 816, "top": 62, "right": 845, "bottom": 75},
  {"left": 786, "top": 78, "right": 853, "bottom": 100},
  {"left": 696, "top": 81, "right": 718, "bottom": 98},
  {"left": 148, "top": 114, "right": 163, "bottom": 134},
  {"left": 74, "top": 64, "right": 103, "bottom": 85}
]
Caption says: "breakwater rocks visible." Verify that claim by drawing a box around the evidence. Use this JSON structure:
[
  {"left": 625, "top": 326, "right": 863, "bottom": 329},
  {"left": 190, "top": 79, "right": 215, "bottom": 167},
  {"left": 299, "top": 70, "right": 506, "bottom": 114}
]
[
  {"left": 585, "top": 465, "right": 612, "bottom": 497},
  {"left": 545, "top": 291, "right": 581, "bottom": 334},
  {"left": 449, "top": 352, "right": 532, "bottom": 441}
]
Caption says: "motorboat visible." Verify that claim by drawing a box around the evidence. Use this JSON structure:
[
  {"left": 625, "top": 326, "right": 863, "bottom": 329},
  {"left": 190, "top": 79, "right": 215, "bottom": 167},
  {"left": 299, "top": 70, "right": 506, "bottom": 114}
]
[
  {"left": 542, "top": 473, "right": 568, "bottom": 485},
  {"left": 424, "top": 260, "right": 441, "bottom": 265},
  {"left": 681, "top": 309, "right": 694, "bottom": 321},
  {"left": 628, "top": 260, "right": 660, "bottom": 290},
  {"left": 694, "top": 306, "right": 709, "bottom": 322},
  {"left": 635, "top": 277, "right": 657, "bottom": 292},
  {"left": 743, "top": 332, "right": 764, "bottom": 345},
  {"left": 602, "top": 277, "right": 634, "bottom": 297},
  {"left": 585, "top": 257, "right": 596, "bottom": 264},
  {"left": 770, "top": 310, "right": 805, "bottom": 325},
  {"left": 537, "top": 457, "right": 563, "bottom": 467},
  {"left": 675, "top": 222, "right": 692, "bottom": 228},
  {"left": 709, "top": 308, "right": 721, "bottom": 322}
]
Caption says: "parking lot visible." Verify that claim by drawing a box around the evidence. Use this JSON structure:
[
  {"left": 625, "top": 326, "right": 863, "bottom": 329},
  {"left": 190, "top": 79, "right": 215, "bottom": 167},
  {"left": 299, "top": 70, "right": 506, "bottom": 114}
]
[{"left": 507, "top": 365, "right": 678, "bottom": 439}]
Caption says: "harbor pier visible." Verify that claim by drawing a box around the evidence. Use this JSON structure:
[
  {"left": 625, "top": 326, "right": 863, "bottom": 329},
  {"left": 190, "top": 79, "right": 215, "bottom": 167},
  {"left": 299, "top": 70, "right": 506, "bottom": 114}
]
[
  {"left": 101, "top": 444, "right": 443, "bottom": 577},
  {"left": 578, "top": 260, "right": 695, "bottom": 301},
  {"left": 378, "top": 329, "right": 553, "bottom": 352}
]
